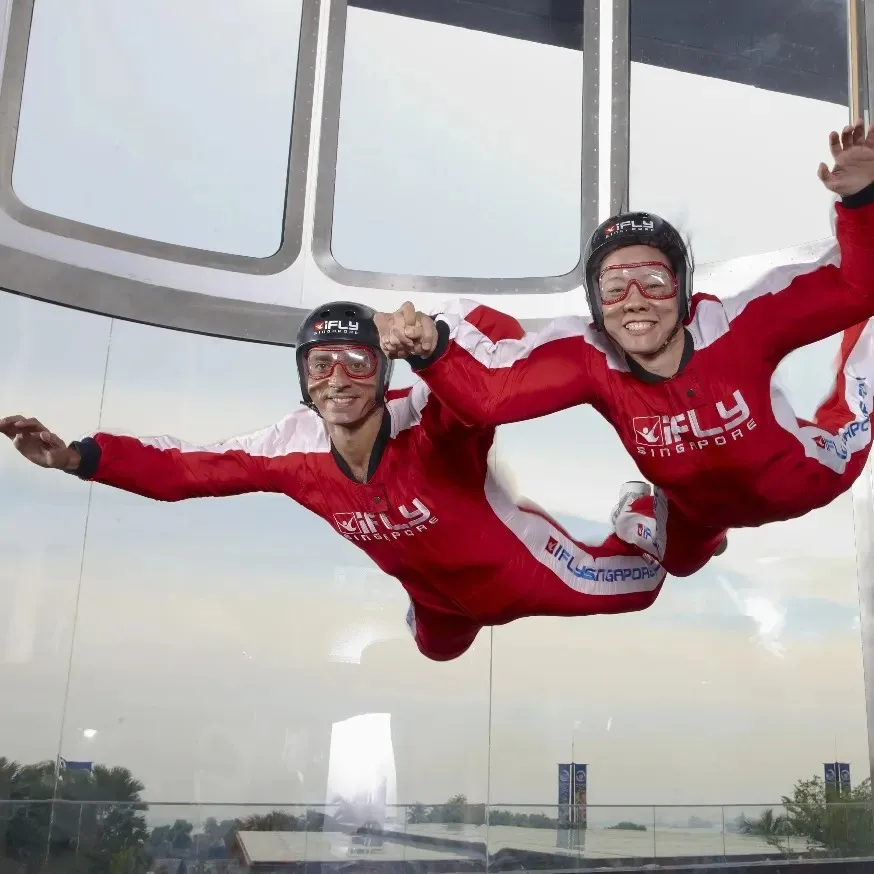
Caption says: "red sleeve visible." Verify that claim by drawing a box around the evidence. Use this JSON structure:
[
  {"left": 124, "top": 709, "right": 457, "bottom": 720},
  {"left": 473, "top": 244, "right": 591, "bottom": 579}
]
[
  {"left": 409, "top": 301, "right": 605, "bottom": 428},
  {"left": 720, "top": 199, "right": 874, "bottom": 363},
  {"left": 72, "top": 414, "right": 317, "bottom": 501}
]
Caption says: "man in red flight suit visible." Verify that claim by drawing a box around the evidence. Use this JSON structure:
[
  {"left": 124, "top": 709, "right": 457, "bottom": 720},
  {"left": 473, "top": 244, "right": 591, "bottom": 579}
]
[
  {"left": 374, "top": 120, "right": 874, "bottom": 577},
  {"left": 1, "top": 302, "right": 664, "bottom": 662}
]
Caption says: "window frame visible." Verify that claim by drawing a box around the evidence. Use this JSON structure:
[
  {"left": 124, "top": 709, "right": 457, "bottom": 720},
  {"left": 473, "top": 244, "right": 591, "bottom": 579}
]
[
  {"left": 0, "top": 0, "right": 318, "bottom": 274},
  {"left": 310, "top": 0, "right": 602, "bottom": 295}
]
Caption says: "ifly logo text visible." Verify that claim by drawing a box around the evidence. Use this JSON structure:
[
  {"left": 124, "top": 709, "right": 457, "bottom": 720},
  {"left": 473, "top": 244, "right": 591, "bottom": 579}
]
[
  {"left": 334, "top": 498, "right": 437, "bottom": 542},
  {"left": 813, "top": 379, "right": 871, "bottom": 459},
  {"left": 314, "top": 320, "right": 359, "bottom": 333},
  {"left": 634, "top": 390, "right": 756, "bottom": 458},
  {"left": 605, "top": 219, "right": 654, "bottom": 236},
  {"left": 544, "top": 537, "right": 660, "bottom": 582}
]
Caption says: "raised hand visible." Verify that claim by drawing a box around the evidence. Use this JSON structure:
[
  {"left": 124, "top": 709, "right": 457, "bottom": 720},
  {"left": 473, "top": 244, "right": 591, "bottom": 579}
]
[
  {"left": 373, "top": 302, "right": 438, "bottom": 359},
  {"left": 818, "top": 120, "right": 874, "bottom": 196},
  {"left": 0, "top": 415, "right": 79, "bottom": 470}
]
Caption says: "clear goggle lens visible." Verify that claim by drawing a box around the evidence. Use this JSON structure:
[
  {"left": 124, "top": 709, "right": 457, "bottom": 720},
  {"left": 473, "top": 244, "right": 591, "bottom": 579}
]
[
  {"left": 598, "top": 262, "right": 678, "bottom": 305},
  {"left": 305, "top": 345, "right": 379, "bottom": 380}
]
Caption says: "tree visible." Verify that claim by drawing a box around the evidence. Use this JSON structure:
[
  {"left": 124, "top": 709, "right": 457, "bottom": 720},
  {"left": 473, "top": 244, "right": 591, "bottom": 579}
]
[
  {"left": 738, "top": 808, "right": 789, "bottom": 846},
  {"left": 150, "top": 819, "right": 195, "bottom": 857},
  {"left": 770, "top": 774, "right": 874, "bottom": 857},
  {"left": 406, "top": 803, "right": 431, "bottom": 824}
]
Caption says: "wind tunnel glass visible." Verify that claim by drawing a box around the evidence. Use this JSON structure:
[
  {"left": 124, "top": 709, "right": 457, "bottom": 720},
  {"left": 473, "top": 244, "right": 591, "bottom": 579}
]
[
  {"left": 305, "top": 345, "right": 379, "bottom": 380},
  {"left": 599, "top": 261, "right": 678, "bottom": 305}
]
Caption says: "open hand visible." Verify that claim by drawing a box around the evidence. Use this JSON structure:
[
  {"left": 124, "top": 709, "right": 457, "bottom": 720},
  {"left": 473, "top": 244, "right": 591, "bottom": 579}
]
[
  {"left": 0, "top": 415, "right": 77, "bottom": 469},
  {"left": 373, "top": 302, "right": 438, "bottom": 359},
  {"left": 818, "top": 120, "right": 874, "bottom": 196}
]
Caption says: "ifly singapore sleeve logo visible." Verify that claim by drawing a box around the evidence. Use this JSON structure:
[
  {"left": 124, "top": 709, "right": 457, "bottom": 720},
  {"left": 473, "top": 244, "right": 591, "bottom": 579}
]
[{"left": 544, "top": 536, "right": 660, "bottom": 582}]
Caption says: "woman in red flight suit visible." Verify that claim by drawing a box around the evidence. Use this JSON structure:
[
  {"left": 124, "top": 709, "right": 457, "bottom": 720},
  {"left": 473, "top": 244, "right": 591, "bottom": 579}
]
[{"left": 376, "top": 121, "right": 874, "bottom": 577}]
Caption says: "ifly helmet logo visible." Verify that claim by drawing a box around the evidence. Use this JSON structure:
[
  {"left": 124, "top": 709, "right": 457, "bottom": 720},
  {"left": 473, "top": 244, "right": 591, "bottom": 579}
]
[
  {"left": 314, "top": 320, "right": 360, "bottom": 334},
  {"left": 633, "top": 416, "right": 663, "bottom": 446},
  {"left": 604, "top": 219, "right": 655, "bottom": 237}
]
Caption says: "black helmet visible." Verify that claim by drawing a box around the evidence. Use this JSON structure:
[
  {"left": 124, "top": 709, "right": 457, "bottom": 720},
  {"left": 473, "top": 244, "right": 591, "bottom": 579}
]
[
  {"left": 295, "top": 301, "right": 394, "bottom": 412},
  {"left": 583, "top": 212, "right": 693, "bottom": 330}
]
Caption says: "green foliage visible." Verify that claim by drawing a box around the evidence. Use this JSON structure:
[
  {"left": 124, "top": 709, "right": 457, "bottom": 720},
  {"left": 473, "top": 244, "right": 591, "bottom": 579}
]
[
  {"left": 407, "top": 798, "right": 559, "bottom": 829},
  {"left": 741, "top": 775, "right": 874, "bottom": 858},
  {"left": 607, "top": 821, "right": 647, "bottom": 831},
  {"left": 0, "top": 759, "right": 150, "bottom": 873}
]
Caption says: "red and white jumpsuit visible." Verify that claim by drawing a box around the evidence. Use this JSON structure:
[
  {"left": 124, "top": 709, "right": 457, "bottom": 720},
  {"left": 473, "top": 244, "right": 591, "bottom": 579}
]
[
  {"left": 68, "top": 384, "right": 664, "bottom": 661},
  {"left": 411, "top": 191, "right": 874, "bottom": 577}
]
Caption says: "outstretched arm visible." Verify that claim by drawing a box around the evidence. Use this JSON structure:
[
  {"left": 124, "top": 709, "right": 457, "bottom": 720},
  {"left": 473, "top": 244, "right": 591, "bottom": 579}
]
[
  {"left": 0, "top": 414, "right": 304, "bottom": 501},
  {"left": 723, "top": 121, "right": 874, "bottom": 363},
  {"left": 376, "top": 301, "right": 605, "bottom": 428}
]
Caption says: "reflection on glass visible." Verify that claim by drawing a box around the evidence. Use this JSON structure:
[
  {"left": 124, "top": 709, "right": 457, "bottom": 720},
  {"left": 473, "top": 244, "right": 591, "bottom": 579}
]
[
  {"left": 45, "top": 316, "right": 491, "bottom": 806},
  {"left": 489, "top": 329, "right": 866, "bottom": 807},
  {"left": 629, "top": 1, "right": 848, "bottom": 262},
  {"left": 0, "top": 292, "right": 110, "bottom": 768},
  {"left": 14, "top": 0, "right": 302, "bottom": 257},
  {"left": 331, "top": 8, "right": 583, "bottom": 278}
]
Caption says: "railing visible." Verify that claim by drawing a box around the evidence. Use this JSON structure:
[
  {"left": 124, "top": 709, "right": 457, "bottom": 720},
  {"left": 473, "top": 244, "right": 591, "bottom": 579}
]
[{"left": 1, "top": 800, "right": 873, "bottom": 871}]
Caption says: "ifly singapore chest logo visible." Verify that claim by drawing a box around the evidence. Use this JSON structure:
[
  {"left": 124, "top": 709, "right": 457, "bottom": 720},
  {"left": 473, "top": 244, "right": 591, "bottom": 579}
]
[
  {"left": 333, "top": 498, "right": 438, "bottom": 543},
  {"left": 633, "top": 390, "right": 756, "bottom": 458}
]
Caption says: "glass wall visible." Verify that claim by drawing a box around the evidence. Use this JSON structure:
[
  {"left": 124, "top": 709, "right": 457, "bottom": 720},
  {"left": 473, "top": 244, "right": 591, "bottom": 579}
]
[
  {"left": 330, "top": 6, "right": 585, "bottom": 278},
  {"left": 14, "top": 0, "right": 302, "bottom": 257},
  {"left": 0, "top": 0, "right": 871, "bottom": 870},
  {"left": 628, "top": 0, "right": 849, "bottom": 262}
]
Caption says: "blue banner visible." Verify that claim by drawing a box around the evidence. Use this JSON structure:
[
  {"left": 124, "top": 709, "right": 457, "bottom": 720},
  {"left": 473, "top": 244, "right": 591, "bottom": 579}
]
[
  {"left": 824, "top": 762, "right": 838, "bottom": 791},
  {"left": 838, "top": 763, "right": 851, "bottom": 793},
  {"left": 60, "top": 759, "right": 92, "bottom": 772},
  {"left": 556, "top": 764, "right": 572, "bottom": 848}
]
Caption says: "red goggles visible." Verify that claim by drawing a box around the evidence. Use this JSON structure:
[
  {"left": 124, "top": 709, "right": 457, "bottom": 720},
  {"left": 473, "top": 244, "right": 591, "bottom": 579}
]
[
  {"left": 305, "top": 345, "right": 379, "bottom": 380},
  {"left": 598, "top": 262, "right": 678, "bottom": 306}
]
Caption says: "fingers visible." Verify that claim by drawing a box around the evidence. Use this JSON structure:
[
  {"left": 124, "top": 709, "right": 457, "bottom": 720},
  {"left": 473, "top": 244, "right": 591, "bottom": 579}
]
[
  {"left": 376, "top": 305, "right": 437, "bottom": 359},
  {"left": 829, "top": 121, "right": 866, "bottom": 158},
  {"left": 867, "top": 122, "right": 874, "bottom": 148},
  {"left": 399, "top": 301, "right": 417, "bottom": 328},
  {"left": 0, "top": 415, "right": 61, "bottom": 446},
  {"left": 0, "top": 415, "right": 44, "bottom": 435},
  {"left": 841, "top": 124, "right": 856, "bottom": 152},
  {"left": 407, "top": 315, "right": 438, "bottom": 355}
]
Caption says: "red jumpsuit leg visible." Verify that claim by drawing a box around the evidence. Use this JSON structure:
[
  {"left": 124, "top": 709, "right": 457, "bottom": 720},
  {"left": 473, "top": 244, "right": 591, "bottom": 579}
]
[
  {"left": 657, "top": 494, "right": 728, "bottom": 577},
  {"left": 614, "top": 490, "right": 727, "bottom": 578},
  {"left": 406, "top": 600, "right": 483, "bottom": 662},
  {"left": 488, "top": 527, "right": 666, "bottom": 624},
  {"left": 798, "top": 320, "right": 874, "bottom": 503}
]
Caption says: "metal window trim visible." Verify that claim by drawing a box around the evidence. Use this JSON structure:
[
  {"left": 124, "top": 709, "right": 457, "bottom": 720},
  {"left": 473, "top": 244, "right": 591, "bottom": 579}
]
[
  {"left": 0, "top": 243, "right": 304, "bottom": 345},
  {"left": 852, "top": 0, "right": 874, "bottom": 796},
  {"left": 866, "top": 0, "right": 874, "bottom": 121},
  {"left": 0, "top": 0, "right": 320, "bottom": 275},
  {"left": 311, "top": 0, "right": 600, "bottom": 295},
  {"left": 609, "top": 0, "right": 629, "bottom": 217}
]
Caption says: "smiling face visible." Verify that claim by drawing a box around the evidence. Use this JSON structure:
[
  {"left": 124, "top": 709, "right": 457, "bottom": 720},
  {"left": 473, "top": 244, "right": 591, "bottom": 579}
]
[
  {"left": 599, "top": 244, "right": 681, "bottom": 357},
  {"left": 305, "top": 345, "right": 380, "bottom": 427}
]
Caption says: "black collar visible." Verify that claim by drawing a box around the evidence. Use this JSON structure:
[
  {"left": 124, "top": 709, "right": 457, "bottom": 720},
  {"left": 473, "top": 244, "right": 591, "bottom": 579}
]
[
  {"left": 625, "top": 329, "right": 694, "bottom": 383},
  {"left": 331, "top": 408, "right": 391, "bottom": 483}
]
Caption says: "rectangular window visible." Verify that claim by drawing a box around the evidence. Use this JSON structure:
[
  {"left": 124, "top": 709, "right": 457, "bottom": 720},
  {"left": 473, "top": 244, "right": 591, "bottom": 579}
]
[
  {"left": 628, "top": 0, "right": 848, "bottom": 262},
  {"left": 329, "top": 7, "right": 585, "bottom": 279},
  {"left": 12, "top": 0, "right": 303, "bottom": 258}
]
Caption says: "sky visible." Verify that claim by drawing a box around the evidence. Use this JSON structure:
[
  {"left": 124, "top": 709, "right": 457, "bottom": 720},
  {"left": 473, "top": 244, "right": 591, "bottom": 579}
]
[{"left": 0, "top": 0, "right": 869, "bottom": 826}]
